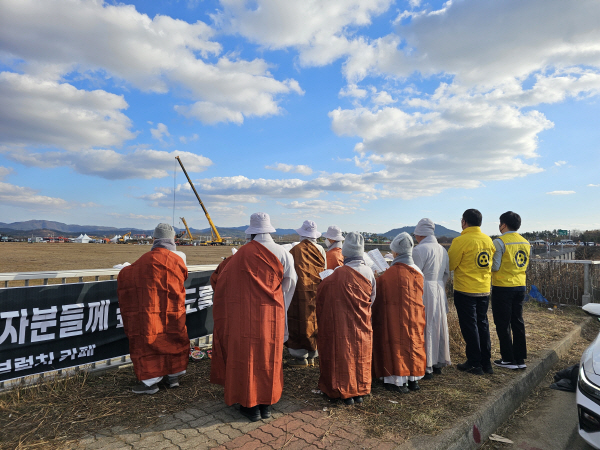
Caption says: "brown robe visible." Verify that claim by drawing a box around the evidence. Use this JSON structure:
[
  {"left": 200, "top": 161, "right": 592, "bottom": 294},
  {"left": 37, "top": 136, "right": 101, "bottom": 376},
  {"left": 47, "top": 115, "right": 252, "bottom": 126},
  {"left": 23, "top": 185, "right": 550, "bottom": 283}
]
[
  {"left": 117, "top": 248, "right": 189, "bottom": 380},
  {"left": 210, "top": 240, "right": 285, "bottom": 407},
  {"left": 316, "top": 266, "right": 373, "bottom": 399},
  {"left": 287, "top": 240, "right": 325, "bottom": 351},
  {"left": 326, "top": 247, "right": 344, "bottom": 269},
  {"left": 372, "top": 263, "right": 426, "bottom": 379}
]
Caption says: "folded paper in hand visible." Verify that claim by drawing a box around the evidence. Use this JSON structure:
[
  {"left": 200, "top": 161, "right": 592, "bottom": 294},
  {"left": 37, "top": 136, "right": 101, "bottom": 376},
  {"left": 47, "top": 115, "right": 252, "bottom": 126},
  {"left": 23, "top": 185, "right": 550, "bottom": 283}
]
[{"left": 365, "top": 249, "right": 389, "bottom": 273}]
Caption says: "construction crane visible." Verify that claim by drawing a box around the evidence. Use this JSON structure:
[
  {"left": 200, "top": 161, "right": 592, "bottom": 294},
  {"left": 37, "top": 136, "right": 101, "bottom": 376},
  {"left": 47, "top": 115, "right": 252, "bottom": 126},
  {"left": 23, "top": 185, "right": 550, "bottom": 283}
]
[
  {"left": 175, "top": 156, "right": 224, "bottom": 245},
  {"left": 118, "top": 231, "right": 132, "bottom": 243},
  {"left": 179, "top": 217, "right": 194, "bottom": 242}
]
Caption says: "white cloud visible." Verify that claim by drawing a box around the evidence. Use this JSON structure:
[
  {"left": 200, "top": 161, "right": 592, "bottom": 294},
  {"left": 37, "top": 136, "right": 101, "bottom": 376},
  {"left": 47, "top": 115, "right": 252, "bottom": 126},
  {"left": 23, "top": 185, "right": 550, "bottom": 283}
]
[
  {"left": 1, "top": 0, "right": 302, "bottom": 125},
  {"left": 588, "top": 184, "right": 600, "bottom": 187},
  {"left": 0, "top": 181, "right": 71, "bottom": 210},
  {"left": 0, "top": 166, "right": 12, "bottom": 180},
  {"left": 213, "top": 0, "right": 392, "bottom": 65},
  {"left": 329, "top": 91, "right": 550, "bottom": 196},
  {"left": 266, "top": 163, "right": 313, "bottom": 175},
  {"left": 179, "top": 134, "right": 199, "bottom": 144},
  {"left": 280, "top": 200, "right": 360, "bottom": 214},
  {"left": 150, "top": 123, "right": 170, "bottom": 142},
  {"left": 0, "top": 72, "right": 135, "bottom": 150},
  {"left": 546, "top": 190, "right": 576, "bottom": 195},
  {"left": 554, "top": 160, "right": 567, "bottom": 166},
  {"left": 0, "top": 148, "right": 212, "bottom": 180}
]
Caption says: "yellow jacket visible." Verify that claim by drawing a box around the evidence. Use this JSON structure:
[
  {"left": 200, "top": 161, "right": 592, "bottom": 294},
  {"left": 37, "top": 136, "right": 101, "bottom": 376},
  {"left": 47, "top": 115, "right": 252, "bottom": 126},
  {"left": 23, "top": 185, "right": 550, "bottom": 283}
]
[
  {"left": 492, "top": 232, "right": 530, "bottom": 287},
  {"left": 448, "top": 226, "right": 495, "bottom": 294}
]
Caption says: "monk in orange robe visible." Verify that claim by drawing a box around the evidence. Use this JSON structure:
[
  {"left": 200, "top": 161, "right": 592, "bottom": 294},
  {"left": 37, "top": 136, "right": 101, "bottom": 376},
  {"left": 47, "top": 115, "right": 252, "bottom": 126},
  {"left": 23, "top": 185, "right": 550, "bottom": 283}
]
[
  {"left": 117, "top": 223, "right": 189, "bottom": 395},
  {"left": 210, "top": 213, "right": 297, "bottom": 422},
  {"left": 322, "top": 225, "right": 344, "bottom": 269},
  {"left": 316, "top": 232, "right": 376, "bottom": 406},
  {"left": 287, "top": 220, "right": 326, "bottom": 367},
  {"left": 372, "top": 232, "right": 426, "bottom": 394}
]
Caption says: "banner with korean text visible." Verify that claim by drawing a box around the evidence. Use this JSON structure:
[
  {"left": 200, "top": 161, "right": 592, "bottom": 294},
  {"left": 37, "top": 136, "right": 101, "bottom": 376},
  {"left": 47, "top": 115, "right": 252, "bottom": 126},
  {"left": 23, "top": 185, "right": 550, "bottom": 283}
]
[{"left": 0, "top": 270, "right": 214, "bottom": 382}]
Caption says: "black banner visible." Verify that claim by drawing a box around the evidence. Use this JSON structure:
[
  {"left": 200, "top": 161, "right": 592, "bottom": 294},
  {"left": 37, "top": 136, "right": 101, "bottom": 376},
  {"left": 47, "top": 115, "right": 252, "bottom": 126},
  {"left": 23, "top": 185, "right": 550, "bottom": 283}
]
[{"left": 0, "top": 271, "right": 214, "bottom": 382}]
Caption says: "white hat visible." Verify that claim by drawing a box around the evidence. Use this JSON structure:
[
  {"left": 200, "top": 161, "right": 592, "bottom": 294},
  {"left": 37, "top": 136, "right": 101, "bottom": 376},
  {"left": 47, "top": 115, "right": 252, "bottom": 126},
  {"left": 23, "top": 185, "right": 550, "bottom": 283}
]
[
  {"left": 390, "top": 232, "right": 414, "bottom": 256},
  {"left": 245, "top": 212, "right": 276, "bottom": 234},
  {"left": 414, "top": 218, "right": 435, "bottom": 236},
  {"left": 295, "top": 220, "right": 321, "bottom": 239},
  {"left": 322, "top": 225, "right": 344, "bottom": 241},
  {"left": 342, "top": 232, "right": 364, "bottom": 257}
]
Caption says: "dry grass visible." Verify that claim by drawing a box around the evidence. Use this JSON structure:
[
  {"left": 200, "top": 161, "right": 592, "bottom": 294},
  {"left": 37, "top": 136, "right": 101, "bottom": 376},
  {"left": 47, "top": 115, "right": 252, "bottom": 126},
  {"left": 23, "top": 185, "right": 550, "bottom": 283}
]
[
  {"left": 282, "top": 300, "right": 588, "bottom": 442},
  {"left": 480, "top": 318, "right": 600, "bottom": 449},
  {"left": 0, "top": 244, "right": 593, "bottom": 447},
  {"left": 0, "top": 301, "right": 589, "bottom": 449},
  {"left": 0, "top": 360, "right": 222, "bottom": 449}
]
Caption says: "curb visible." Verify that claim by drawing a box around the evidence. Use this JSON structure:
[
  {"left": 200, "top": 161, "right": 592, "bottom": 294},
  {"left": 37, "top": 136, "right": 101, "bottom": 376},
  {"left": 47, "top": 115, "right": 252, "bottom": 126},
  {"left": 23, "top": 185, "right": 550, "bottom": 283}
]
[{"left": 398, "top": 316, "right": 593, "bottom": 450}]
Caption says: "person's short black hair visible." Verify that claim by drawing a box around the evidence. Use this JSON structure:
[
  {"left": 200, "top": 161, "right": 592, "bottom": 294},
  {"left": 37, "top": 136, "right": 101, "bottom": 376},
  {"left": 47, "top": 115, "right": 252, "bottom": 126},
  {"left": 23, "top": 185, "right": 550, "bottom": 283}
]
[
  {"left": 462, "top": 209, "right": 482, "bottom": 227},
  {"left": 499, "top": 211, "right": 521, "bottom": 231}
]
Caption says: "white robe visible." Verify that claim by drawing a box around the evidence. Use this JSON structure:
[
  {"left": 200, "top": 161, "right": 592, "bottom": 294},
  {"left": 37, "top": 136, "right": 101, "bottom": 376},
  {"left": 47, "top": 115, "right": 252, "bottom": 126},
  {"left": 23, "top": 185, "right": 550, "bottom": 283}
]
[{"left": 413, "top": 235, "right": 451, "bottom": 371}]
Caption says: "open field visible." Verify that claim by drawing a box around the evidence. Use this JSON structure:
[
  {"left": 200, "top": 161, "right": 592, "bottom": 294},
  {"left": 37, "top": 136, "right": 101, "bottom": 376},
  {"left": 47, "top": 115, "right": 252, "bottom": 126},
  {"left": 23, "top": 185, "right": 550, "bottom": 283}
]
[{"left": 0, "top": 243, "right": 233, "bottom": 286}]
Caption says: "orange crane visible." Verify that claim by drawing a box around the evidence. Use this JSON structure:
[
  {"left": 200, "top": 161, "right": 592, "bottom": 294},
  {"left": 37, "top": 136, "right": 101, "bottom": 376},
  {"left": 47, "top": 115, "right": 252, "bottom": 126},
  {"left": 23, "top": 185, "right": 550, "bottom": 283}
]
[{"left": 175, "top": 156, "right": 224, "bottom": 245}]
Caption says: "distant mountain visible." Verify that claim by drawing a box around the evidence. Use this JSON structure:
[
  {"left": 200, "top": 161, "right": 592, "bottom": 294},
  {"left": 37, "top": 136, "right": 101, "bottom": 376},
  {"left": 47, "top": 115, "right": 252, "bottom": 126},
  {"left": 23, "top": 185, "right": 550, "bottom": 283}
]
[
  {"left": 381, "top": 224, "right": 460, "bottom": 239},
  {"left": 0, "top": 220, "right": 300, "bottom": 239}
]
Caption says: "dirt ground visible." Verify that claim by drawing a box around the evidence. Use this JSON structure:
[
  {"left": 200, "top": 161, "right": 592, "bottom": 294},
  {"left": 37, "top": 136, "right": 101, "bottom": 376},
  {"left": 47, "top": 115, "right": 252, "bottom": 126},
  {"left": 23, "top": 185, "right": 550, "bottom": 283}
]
[
  {"left": 0, "top": 300, "right": 589, "bottom": 449},
  {"left": 0, "top": 243, "right": 594, "bottom": 448},
  {"left": 0, "top": 242, "right": 232, "bottom": 286}
]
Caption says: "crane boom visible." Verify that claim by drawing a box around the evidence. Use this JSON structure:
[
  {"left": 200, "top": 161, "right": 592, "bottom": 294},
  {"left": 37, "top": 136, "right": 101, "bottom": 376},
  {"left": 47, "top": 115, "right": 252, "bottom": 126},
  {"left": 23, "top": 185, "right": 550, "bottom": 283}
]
[
  {"left": 180, "top": 217, "right": 194, "bottom": 241},
  {"left": 175, "top": 156, "right": 222, "bottom": 244}
]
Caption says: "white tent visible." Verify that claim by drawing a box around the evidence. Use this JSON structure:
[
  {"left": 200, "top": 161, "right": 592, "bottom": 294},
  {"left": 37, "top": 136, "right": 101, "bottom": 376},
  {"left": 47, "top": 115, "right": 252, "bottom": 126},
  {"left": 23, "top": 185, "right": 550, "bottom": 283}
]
[
  {"left": 74, "top": 234, "right": 91, "bottom": 243},
  {"left": 110, "top": 234, "right": 121, "bottom": 243}
]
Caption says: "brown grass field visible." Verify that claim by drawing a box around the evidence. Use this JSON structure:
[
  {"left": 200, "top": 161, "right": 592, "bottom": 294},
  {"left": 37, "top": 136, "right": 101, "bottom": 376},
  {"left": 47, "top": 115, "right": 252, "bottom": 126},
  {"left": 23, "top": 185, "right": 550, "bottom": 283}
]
[
  {"left": 0, "top": 242, "right": 233, "bottom": 287},
  {"left": 0, "top": 242, "right": 595, "bottom": 448}
]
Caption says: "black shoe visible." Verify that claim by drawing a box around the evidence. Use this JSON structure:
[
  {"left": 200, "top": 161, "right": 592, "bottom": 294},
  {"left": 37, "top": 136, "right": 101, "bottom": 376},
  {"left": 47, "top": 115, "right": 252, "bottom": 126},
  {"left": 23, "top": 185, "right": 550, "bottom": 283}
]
[
  {"left": 457, "top": 362, "right": 484, "bottom": 375},
  {"left": 384, "top": 383, "right": 409, "bottom": 393},
  {"left": 343, "top": 397, "right": 354, "bottom": 406},
  {"left": 132, "top": 382, "right": 159, "bottom": 394},
  {"left": 407, "top": 380, "right": 420, "bottom": 391},
  {"left": 164, "top": 375, "right": 180, "bottom": 388},
  {"left": 239, "top": 405, "right": 261, "bottom": 422},
  {"left": 423, "top": 372, "right": 434, "bottom": 380},
  {"left": 354, "top": 396, "right": 363, "bottom": 404},
  {"left": 483, "top": 365, "right": 494, "bottom": 375},
  {"left": 259, "top": 404, "right": 271, "bottom": 419},
  {"left": 433, "top": 367, "right": 443, "bottom": 375},
  {"left": 516, "top": 360, "right": 527, "bottom": 369},
  {"left": 493, "top": 359, "right": 518, "bottom": 370}
]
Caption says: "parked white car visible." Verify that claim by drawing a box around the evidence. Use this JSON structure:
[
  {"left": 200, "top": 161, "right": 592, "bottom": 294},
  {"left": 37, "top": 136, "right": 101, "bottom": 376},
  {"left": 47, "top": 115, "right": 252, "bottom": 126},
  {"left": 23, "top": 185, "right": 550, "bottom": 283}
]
[{"left": 577, "top": 326, "right": 600, "bottom": 449}]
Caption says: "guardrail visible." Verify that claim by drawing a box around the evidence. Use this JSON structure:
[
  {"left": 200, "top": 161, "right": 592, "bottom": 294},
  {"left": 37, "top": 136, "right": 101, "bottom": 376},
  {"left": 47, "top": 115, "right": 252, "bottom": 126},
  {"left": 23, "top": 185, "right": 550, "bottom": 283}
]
[
  {"left": 526, "top": 259, "right": 600, "bottom": 306},
  {"left": 0, "top": 264, "right": 218, "bottom": 391}
]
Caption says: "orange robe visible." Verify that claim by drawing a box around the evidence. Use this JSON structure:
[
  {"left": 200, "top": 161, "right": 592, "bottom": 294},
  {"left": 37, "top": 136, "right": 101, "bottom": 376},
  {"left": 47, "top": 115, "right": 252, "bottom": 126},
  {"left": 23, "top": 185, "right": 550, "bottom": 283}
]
[
  {"left": 326, "top": 247, "right": 344, "bottom": 269},
  {"left": 316, "top": 266, "right": 373, "bottom": 399},
  {"left": 210, "top": 240, "right": 285, "bottom": 407},
  {"left": 372, "top": 263, "right": 426, "bottom": 379},
  {"left": 287, "top": 240, "right": 325, "bottom": 351},
  {"left": 117, "top": 248, "right": 189, "bottom": 380}
]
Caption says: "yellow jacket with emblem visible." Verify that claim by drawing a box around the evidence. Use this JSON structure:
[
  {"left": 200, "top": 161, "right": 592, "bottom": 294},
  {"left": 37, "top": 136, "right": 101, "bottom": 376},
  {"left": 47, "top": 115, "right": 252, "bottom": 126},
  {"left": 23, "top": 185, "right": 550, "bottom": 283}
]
[
  {"left": 492, "top": 232, "right": 530, "bottom": 287},
  {"left": 448, "top": 226, "right": 495, "bottom": 294}
]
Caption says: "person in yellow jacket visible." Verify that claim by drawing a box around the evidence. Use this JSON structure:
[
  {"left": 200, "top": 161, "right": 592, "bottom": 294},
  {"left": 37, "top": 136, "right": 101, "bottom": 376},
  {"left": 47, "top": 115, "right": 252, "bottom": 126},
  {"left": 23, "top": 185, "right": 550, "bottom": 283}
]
[
  {"left": 448, "top": 209, "right": 496, "bottom": 375},
  {"left": 491, "top": 211, "right": 530, "bottom": 370}
]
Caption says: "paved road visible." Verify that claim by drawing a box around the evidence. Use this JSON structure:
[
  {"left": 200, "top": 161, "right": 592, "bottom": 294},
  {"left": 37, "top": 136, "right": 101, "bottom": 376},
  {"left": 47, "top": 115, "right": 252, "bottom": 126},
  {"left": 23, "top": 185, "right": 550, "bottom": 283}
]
[{"left": 487, "top": 384, "right": 594, "bottom": 450}]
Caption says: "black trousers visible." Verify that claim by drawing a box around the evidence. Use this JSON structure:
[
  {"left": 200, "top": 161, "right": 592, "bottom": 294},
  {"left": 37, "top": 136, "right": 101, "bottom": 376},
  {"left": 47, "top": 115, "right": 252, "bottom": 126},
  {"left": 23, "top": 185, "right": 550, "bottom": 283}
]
[
  {"left": 491, "top": 289, "right": 527, "bottom": 362},
  {"left": 454, "top": 291, "right": 491, "bottom": 367}
]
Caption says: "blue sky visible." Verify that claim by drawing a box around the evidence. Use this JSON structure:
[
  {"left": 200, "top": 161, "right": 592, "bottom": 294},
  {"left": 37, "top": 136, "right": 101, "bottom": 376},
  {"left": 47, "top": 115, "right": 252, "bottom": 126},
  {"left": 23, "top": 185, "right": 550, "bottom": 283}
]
[{"left": 1, "top": 0, "right": 599, "bottom": 236}]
